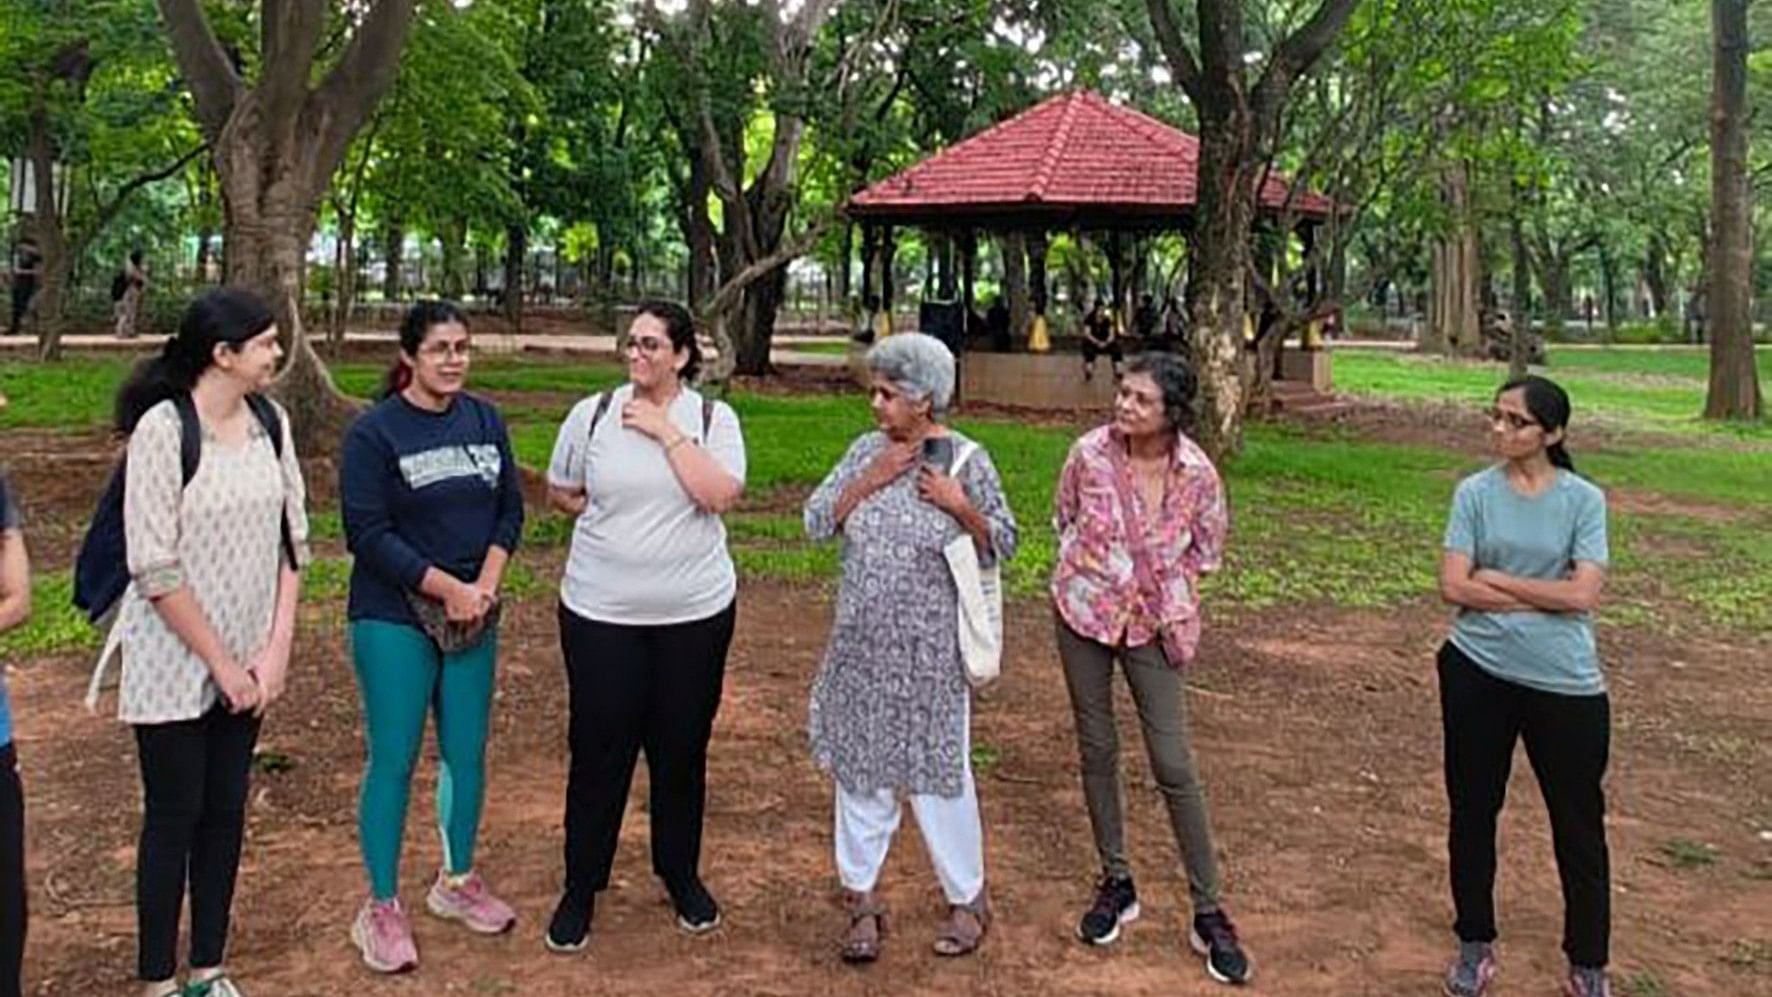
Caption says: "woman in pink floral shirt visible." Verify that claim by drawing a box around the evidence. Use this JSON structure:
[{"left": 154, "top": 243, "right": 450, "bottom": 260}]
[{"left": 1050, "top": 352, "right": 1250, "bottom": 985}]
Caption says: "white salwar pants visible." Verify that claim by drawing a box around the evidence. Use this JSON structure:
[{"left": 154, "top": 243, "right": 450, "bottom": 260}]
[{"left": 832, "top": 704, "right": 985, "bottom": 905}]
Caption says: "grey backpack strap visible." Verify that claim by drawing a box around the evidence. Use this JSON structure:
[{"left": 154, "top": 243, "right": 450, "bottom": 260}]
[{"left": 586, "top": 392, "right": 614, "bottom": 441}]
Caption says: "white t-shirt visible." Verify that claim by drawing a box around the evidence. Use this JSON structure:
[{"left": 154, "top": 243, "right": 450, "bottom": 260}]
[{"left": 548, "top": 385, "right": 746, "bottom": 625}]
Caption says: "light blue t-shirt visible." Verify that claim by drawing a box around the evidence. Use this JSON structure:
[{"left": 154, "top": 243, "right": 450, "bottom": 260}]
[
  {"left": 1443, "top": 464, "right": 1609, "bottom": 696},
  {"left": 0, "top": 473, "right": 19, "bottom": 747}
]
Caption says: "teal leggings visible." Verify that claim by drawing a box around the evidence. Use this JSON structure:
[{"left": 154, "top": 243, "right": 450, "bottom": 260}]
[{"left": 350, "top": 620, "right": 498, "bottom": 900}]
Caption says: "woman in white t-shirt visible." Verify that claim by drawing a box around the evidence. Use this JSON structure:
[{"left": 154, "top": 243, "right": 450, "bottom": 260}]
[{"left": 542, "top": 300, "right": 746, "bottom": 953}]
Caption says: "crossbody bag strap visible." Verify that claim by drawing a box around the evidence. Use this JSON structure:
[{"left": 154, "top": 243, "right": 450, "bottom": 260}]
[{"left": 1104, "top": 441, "right": 1170, "bottom": 624}]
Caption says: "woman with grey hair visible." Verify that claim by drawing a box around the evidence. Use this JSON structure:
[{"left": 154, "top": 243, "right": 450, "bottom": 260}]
[{"left": 804, "top": 332, "right": 1018, "bottom": 964}]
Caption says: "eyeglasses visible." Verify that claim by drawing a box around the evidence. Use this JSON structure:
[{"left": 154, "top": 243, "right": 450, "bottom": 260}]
[
  {"left": 417, "top": 341, "right": 471, "bottom": 360},
  {"left": 627, "top": 336, "right": 671, "bottom": 355},
  {"left": 1484, "top": 406, "right": 1538, "bottom": 431}
]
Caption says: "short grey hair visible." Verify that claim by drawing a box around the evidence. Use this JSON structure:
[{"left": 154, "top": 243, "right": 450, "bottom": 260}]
[{"left": 865, "top": 332, "right": 956, "bottom": 415}]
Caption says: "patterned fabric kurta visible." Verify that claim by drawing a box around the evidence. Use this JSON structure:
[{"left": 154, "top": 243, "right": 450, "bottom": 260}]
[
  {"left": 112, "top": 398, "right": 311, "bottom": 724},
  {"left": 805, "top": 430, "right": 1018, "bottom": 797}
]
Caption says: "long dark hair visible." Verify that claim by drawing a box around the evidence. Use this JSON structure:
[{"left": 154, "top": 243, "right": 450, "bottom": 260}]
[
  {"left": 382, "top": 299, "right": 470, "bottom": 399},
  {"left": 1498, "top": 374, "right": 1576, "bottom": 472},
  {"left": 634, "top": 299, "right": 701, "bottom": 383},
  {"left": 114, "top": 288, "right": 274, "bottom": 434},
  {"left": 1124, "top": 351, "right": 1198, "bottom": 436}
]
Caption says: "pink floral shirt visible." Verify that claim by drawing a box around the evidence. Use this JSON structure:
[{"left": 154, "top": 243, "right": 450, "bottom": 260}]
[{"left": 1051, "top": 425, "right": 1229, "bottom": 664}]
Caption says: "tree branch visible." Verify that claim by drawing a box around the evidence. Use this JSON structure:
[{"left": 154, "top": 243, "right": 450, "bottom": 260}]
[
  {"left": 260, "top": 0, "right": 328, "bottom": 130},
  {"left": 1253, "top": 0, "right": 1359, "bottom": 123},
  {"left": 310, "top": 0, "right": 421, "bottom": 185},
  {"left": 1143, "top": 0, "right": 1202, "bottom": 102},
  {"left": 153, "top": 0, "right": 241, "bottom": 138}
]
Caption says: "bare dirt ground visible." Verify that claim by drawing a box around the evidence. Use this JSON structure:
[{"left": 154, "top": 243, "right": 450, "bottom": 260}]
[{"left": 3, "top": 406, "right": 1769, "bottom": 997}]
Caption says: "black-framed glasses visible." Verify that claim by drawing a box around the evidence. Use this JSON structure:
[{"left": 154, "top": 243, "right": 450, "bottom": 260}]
[
  {"left": 627, "top": 336, "right": 671, "bottom": 354},
  {"left": 1484, "top": 406, "right": 1538, "bottom": 431}
]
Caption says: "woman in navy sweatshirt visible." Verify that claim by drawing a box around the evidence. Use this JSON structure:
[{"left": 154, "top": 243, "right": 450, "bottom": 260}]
[{"left": 339, "top": 301, "right": 524, "bottom": 974}]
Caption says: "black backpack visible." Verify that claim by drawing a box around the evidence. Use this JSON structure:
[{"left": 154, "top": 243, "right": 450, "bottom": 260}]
[
  {"left": 109, "top": 271, "right": 129, "bottom": 302},
  {"left": 73, "top": 394, "right": 296, "bottom": 624}
]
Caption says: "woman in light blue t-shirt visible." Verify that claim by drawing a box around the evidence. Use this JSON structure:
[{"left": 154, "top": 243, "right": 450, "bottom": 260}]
[{"left": 1435, "top": 376, "right": 1612, "bottom": 997}]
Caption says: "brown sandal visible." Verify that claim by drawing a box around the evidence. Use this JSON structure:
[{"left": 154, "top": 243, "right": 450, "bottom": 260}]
[
  {"left": 932, "top": 893, "right": 991, "bottom": 957},
  {"left": 840, "top": 890, "right": 887, "bottom": 964}
]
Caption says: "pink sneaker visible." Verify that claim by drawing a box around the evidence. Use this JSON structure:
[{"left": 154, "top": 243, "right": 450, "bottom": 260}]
[
  {"left": 426, "top": 870, "right": 517, "bottom": 935},
  {"left": 351, "top": 897, "right": 418, "bottom": 974}
]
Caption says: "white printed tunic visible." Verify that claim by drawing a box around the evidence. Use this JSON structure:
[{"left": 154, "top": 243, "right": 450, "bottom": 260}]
[{"left": 111, "top": 398, "right": 311, "bottom": 724}]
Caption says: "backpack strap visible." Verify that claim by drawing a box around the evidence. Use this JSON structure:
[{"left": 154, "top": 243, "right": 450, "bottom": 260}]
[
  {"left": 701, "top": 396, "right": 714, "bottom": 441},
  {"left": 243, "top": 394, "right": 299, "bottom": 571},
  {"left": 586, "top": 391, "right": 614, "bottom": 441},
  {"left": 171, "top": 394, "right": 202, "bottom": 487}
]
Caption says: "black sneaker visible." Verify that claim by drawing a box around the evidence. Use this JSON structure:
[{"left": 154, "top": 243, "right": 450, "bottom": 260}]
[
  {"left": 1076, "top": 874, "right": 1140, "bottom": 945},
  {"left": 545, "top": 889, "right": 594, "bottom": 954},
  {"left": 666, "top": 877, "right": 721, "bottom": 934},
  {"left": 1189, "top": 909, "right": 1252, "bottom": 985}
]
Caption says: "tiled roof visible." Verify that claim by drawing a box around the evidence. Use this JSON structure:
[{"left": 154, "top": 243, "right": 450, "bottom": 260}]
[{"left": 849, "top": 90, "right": 1332, "bottom": 222}]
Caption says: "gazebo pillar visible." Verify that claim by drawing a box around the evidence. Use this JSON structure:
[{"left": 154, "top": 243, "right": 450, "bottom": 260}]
[{"left": 880, "top": 224, "right": 898, "bottom": 335}]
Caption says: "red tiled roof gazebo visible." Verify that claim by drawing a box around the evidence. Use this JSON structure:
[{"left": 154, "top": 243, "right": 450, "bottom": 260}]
[
  {"left": 849, "top": 89, "right": 1333, "bottom": 230},
  {"left": 841, "top": 90, "right": 1335, "bottom": 405}
]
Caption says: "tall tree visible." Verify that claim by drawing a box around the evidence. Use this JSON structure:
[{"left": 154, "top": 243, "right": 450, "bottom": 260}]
[
  {"left": 155, "top": 0, "right": 421, "bottom": 448},
  {"left": 1703, "top": 0, "right": 1762, "bottom": 419},
  {"left": 1145, "top": 0, "right": 1359, "bottom": 459}
]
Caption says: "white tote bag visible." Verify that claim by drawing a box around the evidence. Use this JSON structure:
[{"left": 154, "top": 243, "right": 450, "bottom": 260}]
[{"left": 943, "top": 441, "right": 1003, "bottom": 687}]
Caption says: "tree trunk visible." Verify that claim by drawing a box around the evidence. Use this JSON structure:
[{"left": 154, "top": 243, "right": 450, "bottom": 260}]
[
  {"left": 1508, "top": 185, "right": 1534, "bottom": 378},
  {"left": 383, "top": 219, "right": 404, "bottom": 302},
  {"left": 328, "top": 207, "right": 356, "bottom": 346},
  {"left": 733, "top": 268, "right": 787, "bottom": 374},
  {"left": 1599, "top": 242, "right": 1619, "bottom": 338},
  {"left": 835, "top": 220, "right": 854, "bottom": 306},
  {"left": 1428, "top": 162, "right": 1482, "bottom": 357},
  {"left": 438, "top": 218, "right": 467, "bottom": 300},
  {"left": 214, "top": 142, "right": 360, "bottom": 454},
  {"left": 26, "top": 99, "right": 69, "bottom": 361},
  {"left": 1540, "top": 257, "right": 1571, "bottom": 341},
  {"left": 1644, "top": 230, "right": 1670, "bottom": 317},
  {"left": 1186, "top": 119, "right": 1263, "bottom": 459},
  {"left": 1705, "top": 0, "right": 1763, "bottom": 419},
  {"left": 1001, "top": 231, "right": 1029, "bottom": 345},
  {"left": 503, "top": 223, "right": 525, "bottom": 333}
]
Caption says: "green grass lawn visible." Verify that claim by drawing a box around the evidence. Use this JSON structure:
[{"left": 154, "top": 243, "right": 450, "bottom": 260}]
[
  {"left": 3, "top": 350, "right": 1767, "bottom": 658},
  {"left": 1332, "top": 348, "right": 1771, "bottom": 440}
]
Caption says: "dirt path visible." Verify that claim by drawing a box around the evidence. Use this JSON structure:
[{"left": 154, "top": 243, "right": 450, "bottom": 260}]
[{"left": 9, "top": 570, "right": 1769, "bottom": 996}]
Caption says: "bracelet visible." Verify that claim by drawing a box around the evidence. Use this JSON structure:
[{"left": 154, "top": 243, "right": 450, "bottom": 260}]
[{"left": 664, "top": 435, "right": 691, "bottom": 453}]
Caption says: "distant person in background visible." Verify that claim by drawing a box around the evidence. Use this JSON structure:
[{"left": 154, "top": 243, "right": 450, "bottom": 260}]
[
  {"left": 1160, "top": 294, "right": 1187, "bottom": 350},
  {"left": 7, "top": 239, "right": 41, "bottom": 337},
  {"left": 0, "top": 471, "right": 32, "bottom": 997},
  {"left": 114, "top": 250, "right": 149, "bottom": 339},
  {"left": 1081, "top": 298, "right": 1122, "bottom": 382},
  {"left": 1028, "top": 299, "right": 1052, "bottom": 353},
  {"left": 985, "top": 296, "right": 1011, "bottom": 353},
  {"left": 1133, "top": 293, "right": 1158, "bottom": 344}
]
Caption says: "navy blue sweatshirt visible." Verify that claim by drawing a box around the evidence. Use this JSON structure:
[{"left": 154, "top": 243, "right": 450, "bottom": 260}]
[{"left": 340, "top": 392, "right": 524, "bottom": 626}]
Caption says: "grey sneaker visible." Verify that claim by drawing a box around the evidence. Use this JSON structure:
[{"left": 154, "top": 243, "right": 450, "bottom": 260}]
[
  {"left": 1564, "top": 966, "right": 1612, "bottom": 997},
  {"left": 1443, "top": 941, "right": 1496, "bottom": 997}
]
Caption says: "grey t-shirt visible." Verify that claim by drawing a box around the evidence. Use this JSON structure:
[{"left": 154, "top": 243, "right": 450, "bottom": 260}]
[
  {"left": 1443, "top": 464, "right": 1609, "bottom": 696},
  {"left": 548, "top": 385, "right": 745, "bottom": 625}
]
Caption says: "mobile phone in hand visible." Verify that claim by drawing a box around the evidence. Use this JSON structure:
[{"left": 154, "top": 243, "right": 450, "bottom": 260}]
[{"left": 921, "top": 435, "right": 955, "bottom": 471}]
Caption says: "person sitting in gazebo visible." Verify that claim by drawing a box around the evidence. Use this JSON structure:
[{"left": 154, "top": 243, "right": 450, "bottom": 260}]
[{"left": 1081, "top": 298, "right": 1122, "bottom": 382}]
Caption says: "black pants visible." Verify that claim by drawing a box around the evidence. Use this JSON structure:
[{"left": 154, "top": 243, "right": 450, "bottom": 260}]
[
  {"left": 1439, "top": 642, "right": 1611, "bottom": 968},
  {"left": 557, "top": 601, "right": 735, "bottom": 897},
  {"left": 134, "top": 706, "right": 261, "bottom": 981},
  {"left": 0, "top": 744, "right": 25, "bottom": 997}
]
